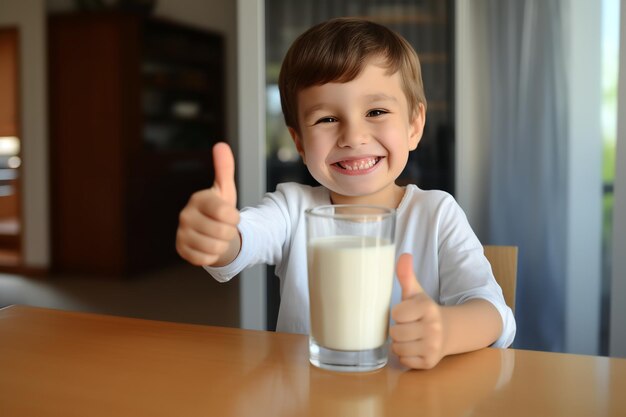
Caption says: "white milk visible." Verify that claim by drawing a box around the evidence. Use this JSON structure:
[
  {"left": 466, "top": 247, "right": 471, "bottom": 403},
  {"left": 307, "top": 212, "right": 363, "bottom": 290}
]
[{"left": 307, "top": 235, "right": 395, "bottom": 351}]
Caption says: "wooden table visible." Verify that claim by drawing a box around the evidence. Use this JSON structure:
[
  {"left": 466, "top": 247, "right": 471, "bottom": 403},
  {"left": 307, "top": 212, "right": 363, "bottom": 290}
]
[{"left": 0, "top": 305, "right": 624, "bottom": 417}]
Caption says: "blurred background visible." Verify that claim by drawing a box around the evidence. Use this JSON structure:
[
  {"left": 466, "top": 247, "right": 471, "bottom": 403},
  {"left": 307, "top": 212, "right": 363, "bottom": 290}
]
[{"left": 0, "top": 0, "right": 624, "bottom": 358}]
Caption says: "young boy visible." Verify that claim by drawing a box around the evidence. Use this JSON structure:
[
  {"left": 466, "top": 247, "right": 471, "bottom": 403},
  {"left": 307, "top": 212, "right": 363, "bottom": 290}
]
[{"left": 176, "top": 17, "right": 515, "bottom": 369}]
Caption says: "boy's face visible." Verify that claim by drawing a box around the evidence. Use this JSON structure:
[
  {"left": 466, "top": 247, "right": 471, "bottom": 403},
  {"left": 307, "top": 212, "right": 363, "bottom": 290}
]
[{"left": 288, "top": 59, "right": 425, "bottom": 206}]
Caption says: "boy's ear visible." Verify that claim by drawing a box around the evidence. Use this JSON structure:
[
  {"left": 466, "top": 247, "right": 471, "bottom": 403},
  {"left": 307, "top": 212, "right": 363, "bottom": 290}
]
[
  {"left": 288, "top": 126, "right": 307, "bottom": 164},
  {"left": 408, "top": 103, "right": 426, "bottom": 151}
]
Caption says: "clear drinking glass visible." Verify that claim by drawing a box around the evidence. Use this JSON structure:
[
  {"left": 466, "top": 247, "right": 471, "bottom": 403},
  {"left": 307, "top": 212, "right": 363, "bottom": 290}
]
[{"left": 305, "top": 205, "right": 396, "bottom": 372}]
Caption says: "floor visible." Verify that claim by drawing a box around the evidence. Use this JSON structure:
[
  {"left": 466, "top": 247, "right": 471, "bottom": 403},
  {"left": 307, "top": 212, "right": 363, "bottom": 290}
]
[{"left": 0, "top": 261, "right": 240, "bottom": 328}]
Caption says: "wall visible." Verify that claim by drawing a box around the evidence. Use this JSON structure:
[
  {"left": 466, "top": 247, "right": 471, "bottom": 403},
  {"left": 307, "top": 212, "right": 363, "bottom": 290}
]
[
  {"left": 563, "top": 0, "right": 602, "bottom": 356},
  {"left": 236, "top": 0, "right": 267, "bottom": 330},
  {"left": 0, "top": 0, "right": 49, "bottom": 269},
  {"left": 454, "top": 0, "right": 491, "bottom": 239}
]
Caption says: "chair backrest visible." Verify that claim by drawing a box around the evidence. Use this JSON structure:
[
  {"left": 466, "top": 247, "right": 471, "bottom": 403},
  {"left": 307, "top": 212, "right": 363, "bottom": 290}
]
[{"left": 483, "top": 245, "right": 518, "bottom": 313}]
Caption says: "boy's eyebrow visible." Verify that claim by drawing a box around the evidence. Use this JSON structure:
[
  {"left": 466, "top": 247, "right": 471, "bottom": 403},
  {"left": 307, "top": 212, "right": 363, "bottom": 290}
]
[
  {"left": 301, "top": 103, "right": 328, "bottom": 120},
  {"left": 365, "top": 93, "right": 399, "bottom": 103}
]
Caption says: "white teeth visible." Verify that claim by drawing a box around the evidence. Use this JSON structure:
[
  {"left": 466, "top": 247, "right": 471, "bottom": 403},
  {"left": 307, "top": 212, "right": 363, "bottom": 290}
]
[{"left": 340, "top": 157, "right": 378, "bottom": 171}]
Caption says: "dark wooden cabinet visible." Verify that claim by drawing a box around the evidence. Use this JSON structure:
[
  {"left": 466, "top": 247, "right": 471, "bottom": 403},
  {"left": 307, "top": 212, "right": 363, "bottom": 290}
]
[{"left": 48, "top": 12, "right": 225, "bottom": 275}]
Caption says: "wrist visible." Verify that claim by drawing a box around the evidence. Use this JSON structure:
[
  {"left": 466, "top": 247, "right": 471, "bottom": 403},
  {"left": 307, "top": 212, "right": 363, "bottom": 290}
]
[
  {"left": 212, "top": 232, "right": 242, "bottom": 267},
  {"left": 439, "top": 299, "right": 502, "bottom": 357}
]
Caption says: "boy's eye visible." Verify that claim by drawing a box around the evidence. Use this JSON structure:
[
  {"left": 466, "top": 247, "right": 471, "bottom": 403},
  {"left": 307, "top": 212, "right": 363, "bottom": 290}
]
[
  {"left": 367, "top": 109, "right": 388, "bottom": 117},
  {"left": 314, "top": 117, "right": 337, "bottom": 124}
]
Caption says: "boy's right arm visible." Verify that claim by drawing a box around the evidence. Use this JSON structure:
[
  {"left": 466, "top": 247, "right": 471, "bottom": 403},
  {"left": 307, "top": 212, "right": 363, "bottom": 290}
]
[{"left": 176, "top": 143, "right": 241, "bottom": 267}]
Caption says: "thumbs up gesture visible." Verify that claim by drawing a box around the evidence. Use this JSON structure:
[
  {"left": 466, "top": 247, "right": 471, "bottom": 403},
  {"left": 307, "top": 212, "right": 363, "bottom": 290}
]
[
  {"left": 390, "top": 253, "right": 446, "bottom": 369},
  {"left": 176, "top": 142, "right": 241, "bottom": 267}
]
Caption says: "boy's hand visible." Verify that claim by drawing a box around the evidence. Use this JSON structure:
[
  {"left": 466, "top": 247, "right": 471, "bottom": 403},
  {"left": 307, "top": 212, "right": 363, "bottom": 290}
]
[
  {"left": 390, "top": 253, "right": 446, "bottom": 369},
  {"left": 176, "top": 142, "right": 241, "bottom": 267}
]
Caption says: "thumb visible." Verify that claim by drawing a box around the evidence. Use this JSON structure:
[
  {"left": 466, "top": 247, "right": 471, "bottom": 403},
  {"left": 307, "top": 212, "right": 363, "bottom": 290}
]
[
  {"left": 212, "top": 142, "right": 237, "bottom": 206},
  {"left": 396, "top": 253, "right": 424, "bottom": 300}
]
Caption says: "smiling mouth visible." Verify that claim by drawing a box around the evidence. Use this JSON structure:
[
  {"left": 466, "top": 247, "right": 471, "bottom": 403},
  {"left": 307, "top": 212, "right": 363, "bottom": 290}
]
[{"left": 334, "top": 156, "right": 382, "bottom": 171}]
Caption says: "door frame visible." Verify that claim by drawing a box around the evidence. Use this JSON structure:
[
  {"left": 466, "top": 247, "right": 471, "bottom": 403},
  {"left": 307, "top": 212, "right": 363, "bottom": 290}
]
[
  {"left": 610, "top": 0, "right": 626, "bottom": 358},
  {"left": 236, "top": 0, "right": 267, "bottom": 330},
  {"left": 0, "top": 26, "right": 23, "bottom": 270}
]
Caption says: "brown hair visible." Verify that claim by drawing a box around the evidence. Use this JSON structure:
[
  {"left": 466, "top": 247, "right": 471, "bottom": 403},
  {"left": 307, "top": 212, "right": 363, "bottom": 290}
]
[{"left": 278, "top": 17, "right": 427, "bottom": 133}]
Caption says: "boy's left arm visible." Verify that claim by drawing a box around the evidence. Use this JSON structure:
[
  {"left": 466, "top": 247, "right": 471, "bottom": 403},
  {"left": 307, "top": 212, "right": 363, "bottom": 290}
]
[{"left": 390, "top": 253, "right": 503, "bottom": 370}]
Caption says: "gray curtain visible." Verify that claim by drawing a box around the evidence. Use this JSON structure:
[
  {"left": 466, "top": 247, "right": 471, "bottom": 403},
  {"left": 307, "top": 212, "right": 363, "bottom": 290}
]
[{"left": 486, "top": 0, "right": 568, "bottom": 351}]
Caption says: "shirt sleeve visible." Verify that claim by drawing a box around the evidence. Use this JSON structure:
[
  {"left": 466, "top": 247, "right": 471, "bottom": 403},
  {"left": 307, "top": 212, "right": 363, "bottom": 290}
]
[{"left": 436, "top": 194, "right": 517, "bottom": 348}]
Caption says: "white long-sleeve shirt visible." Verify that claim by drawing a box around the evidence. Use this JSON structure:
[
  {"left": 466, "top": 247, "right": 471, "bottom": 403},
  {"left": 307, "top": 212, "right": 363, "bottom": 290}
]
[{"left": 205, "top": 182, "right": 516, "bottom": 347}]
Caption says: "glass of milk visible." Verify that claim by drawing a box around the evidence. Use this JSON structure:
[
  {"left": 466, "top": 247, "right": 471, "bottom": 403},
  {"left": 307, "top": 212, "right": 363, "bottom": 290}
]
[{"left": 305, "top": 205, "right": 396, "bottom": 372}]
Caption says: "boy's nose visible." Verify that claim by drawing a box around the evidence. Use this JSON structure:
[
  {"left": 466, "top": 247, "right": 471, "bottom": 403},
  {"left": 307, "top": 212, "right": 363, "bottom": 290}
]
[{"left": 337, "top": 122, "right": 369, "bottom": 148}]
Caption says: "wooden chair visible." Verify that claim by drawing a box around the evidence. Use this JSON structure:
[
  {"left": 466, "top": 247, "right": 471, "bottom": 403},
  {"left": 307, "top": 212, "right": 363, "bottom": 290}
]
[{"left": 483, "top": 245, "right": 518, "bottom": 313}]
